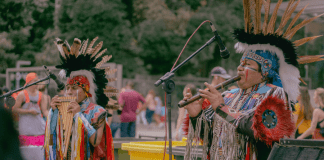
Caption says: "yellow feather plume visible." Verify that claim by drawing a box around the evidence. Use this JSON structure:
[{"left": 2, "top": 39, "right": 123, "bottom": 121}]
[
  {"left": 70, "top": 38, "right": 81, "bottom": 57},
  {"left": 55, "top": 38, "right": 66, "bottom": 59},
  {"left": 293, "top": 35, "right": 323, "bottom": 47},
  {"left": 86, "top": 37, "right": 99, "bottom": 54},
  {"left": 275, "top": 0, "right": 298, "bottom": 35},
  {"left": 297, "top": 55, "right": 324, "bottom": 64},
  {"left": 283, "top": 4, "right": 308, "bottom": 37},
  {"left": 90, "top": 41, "right": 103, "bottom": 58},
  {"left": 262, "top": 0, "right": 271, "bottom": 34},
  {"left": 79, "top": 39, "right": 88, "bottom": 55},
  {"left": 285, "top": 13, "right": 324, "bottom": 40},
  {"left": 267, "top": 0, "right": 283, "bottom": 34},
  {"left": 95, "top": 55, "right": 112, "bottom": 68}
]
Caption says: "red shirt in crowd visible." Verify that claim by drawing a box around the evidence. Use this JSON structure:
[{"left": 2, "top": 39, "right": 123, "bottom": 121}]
[{"left": 118, "top": 89, "right": 145, "bottom": 122}]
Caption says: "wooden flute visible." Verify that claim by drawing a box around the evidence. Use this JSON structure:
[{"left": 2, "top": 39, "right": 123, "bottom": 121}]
[{"left": 178, "top": 75, "right": 241, "bottom": 108}]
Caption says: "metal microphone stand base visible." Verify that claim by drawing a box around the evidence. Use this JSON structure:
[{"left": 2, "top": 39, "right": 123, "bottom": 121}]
[{"left": 162, "top": 79, "right": 175, "bottom": 160}]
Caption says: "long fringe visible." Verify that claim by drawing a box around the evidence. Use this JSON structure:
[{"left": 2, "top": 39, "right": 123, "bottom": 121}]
[
  {"left": 44, "top": 109, "right": 52, "bottom": 160},
  {"left": 184, "top": 116, "right": 205, "bottom": 159},
  {"left": 57, "top": 114, "right": 63, "bottom": 159},
  {"left": 210, "top": 114, "right": 246, "bottom": 160}
]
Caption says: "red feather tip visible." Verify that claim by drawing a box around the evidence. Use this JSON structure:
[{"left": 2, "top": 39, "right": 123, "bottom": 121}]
[{"left": 252, "top": 96, "right": 295, "bottom": 146}]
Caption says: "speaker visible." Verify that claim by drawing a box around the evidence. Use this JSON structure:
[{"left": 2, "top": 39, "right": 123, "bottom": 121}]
[{"left": 268, "top": 138, "right": 324, "bottom": 160}]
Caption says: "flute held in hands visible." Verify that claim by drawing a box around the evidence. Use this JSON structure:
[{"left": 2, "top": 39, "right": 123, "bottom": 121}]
[{"left": 178, "top": 75, "right": 241, "bottom": 108}]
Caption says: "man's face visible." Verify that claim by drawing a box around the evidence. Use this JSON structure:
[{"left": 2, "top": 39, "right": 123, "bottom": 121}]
[
  {"left": 237, "top": 59, "right": 263, "bottom": 89},
  {"left": 212, "top": 75, "right": 226, "bottom": 85},
  {"left": 66, "top": 84, "right": 87, "bottom": 103},
  {"left": 27, "top": 77, "right": 39, "bottom": 90}
]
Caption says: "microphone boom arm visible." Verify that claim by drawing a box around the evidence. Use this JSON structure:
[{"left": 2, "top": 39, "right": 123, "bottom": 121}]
[
  {"left": 154, "top": 36, "right": 216, "bottom": 87},
  {"left": 0, "top": 76, "right": 50, "bottom": 99}
]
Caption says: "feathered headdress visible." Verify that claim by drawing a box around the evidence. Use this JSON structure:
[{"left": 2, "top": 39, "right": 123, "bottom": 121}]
[
  {"left": 54, "top": 37, "right": 119, "bottom": 109},
  {"left": 234, "top": 0, "right": 324, "bottom": 103}
]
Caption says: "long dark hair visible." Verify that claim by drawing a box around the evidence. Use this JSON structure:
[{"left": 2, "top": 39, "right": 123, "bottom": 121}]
[
  {"left": 299, "top": 87, "right": 313, "bottom": 120},
  {"left": 0, "top": 107, "right": 23, "bottom": 160}
]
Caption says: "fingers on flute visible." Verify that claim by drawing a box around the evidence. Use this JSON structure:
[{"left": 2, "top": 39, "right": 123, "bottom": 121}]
[
  {"left": 199, "top": 89, "right": 211, "bottom": 96},
  {"left": 203, "top": 82, "right": 216, "bottom": 93},
  {"left": 199, "top": 93, "right": 209, "bottom": 99},
  {"left": 52, "top": 102, "right": 61, "bottom": 106}
]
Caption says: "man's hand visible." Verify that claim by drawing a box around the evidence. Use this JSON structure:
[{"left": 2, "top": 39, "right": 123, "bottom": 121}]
[
  {"left": 29, "top": 110, "right": 39, "bottom": 115},
  {"left": 67, "top": 101, "right": 81, "bottom": 116},
  {"left": 199, "top": 82, "right": 224, "bottom": 111},
  {"left": 50, "top": 95, "right": 61, "bottom": 111},
  {"left": 183, "top": 88, "right": 203, "bottom": 117}
]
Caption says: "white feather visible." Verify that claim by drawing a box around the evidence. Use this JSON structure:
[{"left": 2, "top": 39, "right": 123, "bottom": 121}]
[
  {"left": 69, "top": 70, "right": 97, "bottom": 104},
  {"left": 234, "top": 42, "right": 300, "bottom": 104},
  {"left": 58, "top": 69, "right": 67, "bottom": 79}
]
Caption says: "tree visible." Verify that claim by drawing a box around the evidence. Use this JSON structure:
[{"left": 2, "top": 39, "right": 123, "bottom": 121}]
[
  {"left": 132, "top": 0, "right": 243, "bottom": 77},
  {"left": 0, "top": 0, "right": 55, "bottom": 72},
  {"left": 0, "top": 32, "right": 18, "bottom": 73},
  {"left": 56, "top": 0, "right": 142, "bottom": 77}
]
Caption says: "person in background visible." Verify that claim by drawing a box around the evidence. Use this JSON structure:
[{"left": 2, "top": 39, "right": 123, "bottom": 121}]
[
  {"left": 136, "top": 93, "right": 148, "bottom": 126},
  {"left": 298, "top": 88, "right": 324, "bottom": 139},
  {"left": 293, "top": 87, "right": 313, "bottom": 139},
  {"left": 143, "top": 89, "right": 156, "bottom": 126},
  {"left": 12, "top": 72, "right": 48, "bottom": 160},
  {"left": 210, "top": 66, "right": 231, "bottom": 91},
  {"left": 38, "top": 82, "right": 51, "bottom": 111},
  {"left": 153, "top": 95, "right": 163, "bottom": 128},
  {"left": 119, "top": 81, "right": 146, "bottom": 137},
  {"left": 109, "top": 88, "right": 125, "bottom": 138},
  {"left": 175, "top": 83, "right": 197, "bottom": 141}
]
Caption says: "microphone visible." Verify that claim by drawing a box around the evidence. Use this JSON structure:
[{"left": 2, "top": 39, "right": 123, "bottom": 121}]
[
  {"left": 210, "top": 22, "right": 230, "bottom": 59},
  {"left": 43, "top": 66, "right": 65, "bottom": 90}
]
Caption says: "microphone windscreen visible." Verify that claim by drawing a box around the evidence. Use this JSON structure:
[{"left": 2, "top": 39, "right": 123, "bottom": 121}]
[{"left": 5, "top": 96, "right": 16, "bottom": 109}]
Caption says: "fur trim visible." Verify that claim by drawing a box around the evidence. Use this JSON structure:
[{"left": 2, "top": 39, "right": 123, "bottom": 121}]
[
  {"left": 70, "top": 70, "right": 97, "bottom": 104},
  {"left": 58, "top": 69, "right": 67, "bottom": 79},
  {"left": 234, "top": 29, "right": 298, "bottom": 67},
  {"left": 235, "top": 42, "right": 300, "bottom": 103},
  {"left": 252, "top": 96, "right": 294, "bottom": 146}
]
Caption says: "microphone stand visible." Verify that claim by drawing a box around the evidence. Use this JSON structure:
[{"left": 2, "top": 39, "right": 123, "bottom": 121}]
[
  {"left": 0, "top": 76, "right": 50, "bottom": 99},
  {"left": 154, "top": 35, "right": 216, "bottom": 160}
]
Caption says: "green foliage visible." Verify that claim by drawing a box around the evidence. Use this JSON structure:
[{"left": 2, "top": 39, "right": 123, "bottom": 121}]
[
  {"left": 0, "top": 32, "right": 18, "bottom": 72},
  {"left": 0, "top": 0, "right": 54, "bottom": 72},
  {"left": 57, "top": 0, "right": 144, "bottom": 78},
  {"left": 1, "top": 0, "right": 324, "bottom": 90},
  {"left": 132, "top": 0, "right": 243, "bottom": 77}
]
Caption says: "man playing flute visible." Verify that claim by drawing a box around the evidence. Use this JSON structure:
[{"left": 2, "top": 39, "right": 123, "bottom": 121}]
[
  {"left": 44, "top": 37, "right": 115, "bottom": 160},
  {"left": 182, "top": 0, "right": 324, "bottom": 160}
]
